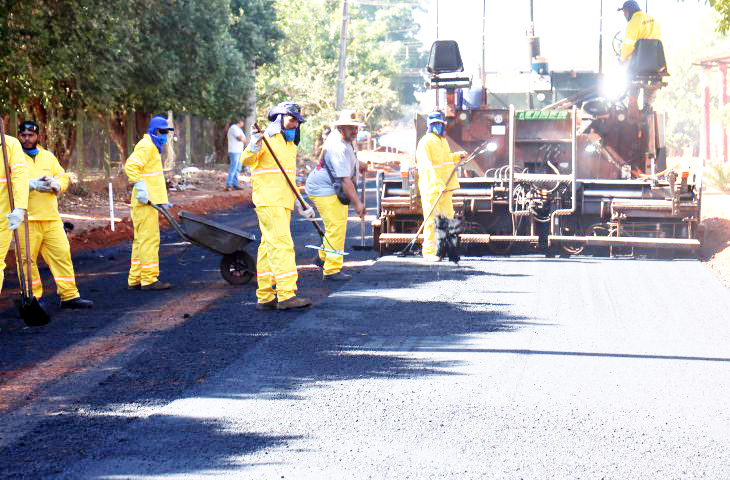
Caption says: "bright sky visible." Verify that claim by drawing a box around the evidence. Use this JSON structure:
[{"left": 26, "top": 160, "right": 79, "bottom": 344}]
[{"left": 413, "top": 0, "right": 712, "bottom": 74}]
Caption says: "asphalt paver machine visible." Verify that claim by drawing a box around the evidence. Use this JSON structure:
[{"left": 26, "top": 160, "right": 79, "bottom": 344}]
[{"left": 373, "top": 36, "right": 702, "bottom": 258}]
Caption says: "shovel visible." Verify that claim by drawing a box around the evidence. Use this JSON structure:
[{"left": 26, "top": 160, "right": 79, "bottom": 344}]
[
  {"left": 252, "top": 123, "right": 348, "bottom": 258},
  {"left": 0, "top": 121, "right": 50, "bottom": 326}
]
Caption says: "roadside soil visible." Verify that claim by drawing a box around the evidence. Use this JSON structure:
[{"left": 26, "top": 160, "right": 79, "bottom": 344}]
[
  {"left": 700, "top": 191, "right": 730, "bottom": 287},
  {"left": 6, "top": 169, "right": 251, "bottom": 267}
]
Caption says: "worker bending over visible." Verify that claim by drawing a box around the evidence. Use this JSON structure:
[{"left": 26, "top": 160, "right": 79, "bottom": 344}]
[
  {"left": 15, "top": 121, "right": 92, "bottom": 308},
  {"left": 415, "top": 111, "right": 466, "bottom": 262},
  {"left": 619, "top": 0, "right": 665, "bottom": 118},
  {"left": 243, "top": 102, "right": 314, "bottom": 310},
  {"left": 124, "top": 116, "right": 173, "bottom": 290},
  {"left": 305, "top": 110, "right": 366, "bottom": 280},
  {"left": 0, "top": 127, "right": 29, "bottom": 294}
]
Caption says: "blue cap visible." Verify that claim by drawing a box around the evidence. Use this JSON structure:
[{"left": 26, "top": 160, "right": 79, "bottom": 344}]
[
  {"left": 426, "top": 111, "right": 447, "bottom": 125},
  {"left": 267, "top": 102, "right": 306, "bottom": 123},
  {"left": 617, "top": 1, "right": 640, "bottom": 11},
  {"left": 148, "top": 116, "right": 174, "bottom": 133}
]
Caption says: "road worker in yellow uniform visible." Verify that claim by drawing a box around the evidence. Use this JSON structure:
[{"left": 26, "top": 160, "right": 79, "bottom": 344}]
[
  {"left": 243, "top": 102, "right": 314, "bottom": 311},
  {"left": 305, "top": 110, "right": 366, "bottom": 280},
  {"left": 415, "top": 111, "right": 466, "bottom": 262},
  {"left": 15, "top": 121, "right": 93, "bottom": 308},
  {"left": 0, "top": 128, "right": 29, "bottom": 294},
  {"left": 124, "top": 116, "right": 173, "bottom": 291},
  {"left": 618, "top": 0, "right": 664, "bottom": 118}
]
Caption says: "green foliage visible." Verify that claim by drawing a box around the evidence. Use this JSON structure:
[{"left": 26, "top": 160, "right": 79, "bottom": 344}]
[
  {"left": 705, "top": 161, "right": 730, "bottom": 191},
  {"left": 653, "top": 11, "right": 730, "bottom": 154},
  {"left": 256, "top": 0, "right": 424, "bottom": 152},
  {"left": 0, "top": 0, "right": 279, "bottom": 163}
]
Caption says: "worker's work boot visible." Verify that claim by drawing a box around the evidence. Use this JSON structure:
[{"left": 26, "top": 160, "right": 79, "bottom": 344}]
[
  {"left": 323, "top": 271, "right": 351, "bottom": 281},
  {"left": 276, "top": 296, "right": 312, "bottom": 310},
  {"left": 141, "top": 281, "right": 172, "bottom": 291},
  {"left": 423, "top": 254, "right": 441, "bottom": 262},
  {"left": 255, "top": 299, "right": 278, "bottom": 311},
  {"left": 60, "top": 297, "right": 94, "bottom": 309},
  {"left": 127, "top": 283, "right": 141, "bottom": 290}
]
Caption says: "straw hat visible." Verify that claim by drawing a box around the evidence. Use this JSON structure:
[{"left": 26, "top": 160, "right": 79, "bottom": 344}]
[{"left": 332, "top": 110, "right": 365, "bottom": 128}]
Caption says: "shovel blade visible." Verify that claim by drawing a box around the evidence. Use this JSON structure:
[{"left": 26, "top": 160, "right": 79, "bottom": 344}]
[{"left": 18, "top": 294, "right": 51, "bottom": 327}]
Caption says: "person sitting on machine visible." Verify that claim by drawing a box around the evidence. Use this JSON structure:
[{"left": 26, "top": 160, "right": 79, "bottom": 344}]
[{"left": 618, "top": 0, "right": 667, "bottom": 119}]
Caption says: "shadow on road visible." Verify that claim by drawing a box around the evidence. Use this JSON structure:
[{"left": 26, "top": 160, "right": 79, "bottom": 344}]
[{"left": 0, "top": 204, "right": 538, "bottom": 477}]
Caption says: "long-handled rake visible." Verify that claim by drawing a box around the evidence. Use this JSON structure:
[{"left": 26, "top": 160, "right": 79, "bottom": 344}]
[{"left": 398, "top": 143, "right": 489, "bottom": 257}]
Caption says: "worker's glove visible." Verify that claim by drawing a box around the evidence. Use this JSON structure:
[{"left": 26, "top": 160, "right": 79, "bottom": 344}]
[
  {"left": 6, "top": 208, "right": 25, "bottom": 231},
  {"left": 29, "top": 178, "right": 52, "bottom": 192},
  {"left": 48, "top": 178, "right": 62, "bottom": 193},
  {"left": 246, "top": 128, "right": 264, "bottom": 153},
  {"left": 134, "top": 180, "right": 149, "bottom": 205},
  {"left": 296, "top": 200, "right": 316, "bottom": 219}
]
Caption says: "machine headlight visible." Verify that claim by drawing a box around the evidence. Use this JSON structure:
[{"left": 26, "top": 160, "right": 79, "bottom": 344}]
[
  {"left": 486, "top": 141, "right": 499, "bottom": 152},
  {"left": 459, "top": 112, "right": 468, "bottom": 121},
  {"left": 493, "top": 114, "right": 503, "bottom": 124},
  {"left": 600, "top": 66, "right": 629, "bottom": 102}
]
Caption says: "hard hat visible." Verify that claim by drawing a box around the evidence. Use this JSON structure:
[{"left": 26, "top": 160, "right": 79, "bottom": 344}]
[
  {"left": 268, "top": 102, "right": 306, "bottom": 123},
  {"left": 148, "top": 116, "right": 174, "bottom": 133},
  {"left": 332, "top": 110, "right": 365, "bottom": 128},
  {"left": 617, "top": 1, "right": 640, "bottom": 12},
  {"left": 426, "top": 111, "right": 447, "bottom": 125}
]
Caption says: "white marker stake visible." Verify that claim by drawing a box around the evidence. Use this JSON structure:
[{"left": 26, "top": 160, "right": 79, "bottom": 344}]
[{"left": 108, "top": 182, "right": 115, "bottom": 232}]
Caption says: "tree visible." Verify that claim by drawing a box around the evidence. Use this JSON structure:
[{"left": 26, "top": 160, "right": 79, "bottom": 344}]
[
  {"left": 654, "top": 10, "right": 730, "bottom": 154},
  {"left": 256, "top": 0, "right": 422, "bottom": 153},
  {"left": 0, "top": 0, "right": 280, "bottom": 166}
]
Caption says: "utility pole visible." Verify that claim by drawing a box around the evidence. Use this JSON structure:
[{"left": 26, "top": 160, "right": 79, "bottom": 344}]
[
  {"left": 436, "top": 0, "right": 439, "bottom": 39},
  {"left": 598, "top": 0, "right": 603, "bottom": 73},
  {"left": 336, "top": 0, "right": 348, "bottom": 111}
]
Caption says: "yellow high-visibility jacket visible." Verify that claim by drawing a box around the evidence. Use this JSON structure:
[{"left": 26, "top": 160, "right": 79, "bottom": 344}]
[
  {"left": 0, "top": 135, "right": 29, "bottom": 215},
  {"left": 416, "top": 132, "right": 461, "bottom": 196},
  {"left": 621, "top": 11, "right": 662, "bottom": 62},
  {"left": 124, "top": 134, "right": 169, "bottom": 207},
  {"left": 241, "top": 133, "right": 298, "bottom": 209},
  {"left": 26, "top": 147, "right": 70, "bottom": 221}
]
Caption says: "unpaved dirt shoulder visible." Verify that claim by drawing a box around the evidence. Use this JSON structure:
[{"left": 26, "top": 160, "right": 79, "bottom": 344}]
[
  {"left": 700, "top": 193, "right": 730, "bottom": 288},
  {"left": 67, "top": 188, "right": 252, "bottom": 252}
]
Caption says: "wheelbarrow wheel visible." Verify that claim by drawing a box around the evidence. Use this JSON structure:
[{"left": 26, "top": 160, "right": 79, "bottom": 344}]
[{"left": 220, "top": 251, "right": 256, "bottom": 285}]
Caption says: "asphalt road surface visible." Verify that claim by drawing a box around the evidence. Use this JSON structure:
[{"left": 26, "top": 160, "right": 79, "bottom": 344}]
[{"left": 1, "top": 184, "right": 729, "bottom": 479}]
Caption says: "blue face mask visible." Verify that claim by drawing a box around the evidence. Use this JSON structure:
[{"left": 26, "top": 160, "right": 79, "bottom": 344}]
[
  {"left": 429, "top": 124, "right": 445, "bottom": 136},
  {"left": 150, "top": 132, "right": 168, "bottom": 152},
  {"left": 282, "top": 128, "right": 296, "bottom": 142},
  {"left": 22, "top": 147, "right": 39, "bottom": 157}
]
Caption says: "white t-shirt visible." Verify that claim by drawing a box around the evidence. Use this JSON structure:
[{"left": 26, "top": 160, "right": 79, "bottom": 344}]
[
  {"left": 227, "top": 124, "right": 246, "bottom": 154},
  {"left": 305, "top": 129, "right": 357, "bottom": 197}
]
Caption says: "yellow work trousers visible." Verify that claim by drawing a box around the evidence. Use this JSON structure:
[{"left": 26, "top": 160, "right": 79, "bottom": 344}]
[
  {"left": 129, "top": 204, "right": 160, "bottom": 287},
  {"left": 420, "top": 190, "right": 455, "bottom": 256},
  {"left": 16, "top": 219, "right": 80, "bottom": 301},
  {"left": 0, "top": 222, "right": 12, "bottom": 295},
  {"left": 311, "top": 195, "right": 348, "bottom": 276},
  {"left": 255, "top": 206, "right": 298, "bottom": 303}
]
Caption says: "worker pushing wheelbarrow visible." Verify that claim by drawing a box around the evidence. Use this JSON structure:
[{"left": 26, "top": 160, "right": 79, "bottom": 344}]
[{"left": 152, "top": 204, "right": 257, "bottom": 285}]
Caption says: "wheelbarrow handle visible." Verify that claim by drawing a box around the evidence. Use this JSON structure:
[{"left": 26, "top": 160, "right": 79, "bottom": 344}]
[{"left": 149, "top": 203, "right": 190, "bottom": 242}]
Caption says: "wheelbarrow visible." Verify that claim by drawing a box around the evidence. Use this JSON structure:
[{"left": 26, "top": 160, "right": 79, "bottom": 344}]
[{"left": 152, "top": 204, "right": 257, "bottom": 285}]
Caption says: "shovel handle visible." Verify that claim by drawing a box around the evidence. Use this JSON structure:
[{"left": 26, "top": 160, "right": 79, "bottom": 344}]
[
  {"left": 251, "top": 123, "right": 327, "bottom": 240},
  {"left": 0, "top": 120, "right": 33, "bottom": 297}
]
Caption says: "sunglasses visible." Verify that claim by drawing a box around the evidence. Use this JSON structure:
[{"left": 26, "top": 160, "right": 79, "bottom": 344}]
[{"left": 156, "top": 129, "right": 172, "bottom": 135}]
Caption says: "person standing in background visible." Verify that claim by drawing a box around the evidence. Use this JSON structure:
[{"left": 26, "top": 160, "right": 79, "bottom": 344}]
[{"left": 226, "top": 118, "right": 247, "bottom": 191}]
